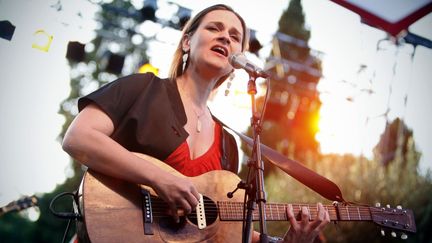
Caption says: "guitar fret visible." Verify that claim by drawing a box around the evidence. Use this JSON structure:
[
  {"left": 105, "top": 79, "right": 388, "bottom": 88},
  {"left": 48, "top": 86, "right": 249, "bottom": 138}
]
[
  {"left": 269, "top": 204, "right": 273, "bottom": 220},
  {"left": 350, "top": 207, "right": 357, "bottom": 220},
  {"left": 231, "top": 202, "right": 235, "bottom": 219},
  {"left": 277, "top": 204, "right": 281, "bottom": 220},
  {"left": 215, "top": 201, "right": 385, "bottom": 223},
  {"left": 281, "top": 204, "right": 285, "bottom": 220},
  {"left": 224, "top": 201, "right": 229, "bottom": 220},
  {"left": 229, "top": 201, "right": 233, "bottom": 219},
  {"left": 237, "top": 202, "right": 243, "bottom": 220},
  {"left": 243, "top": 204, "right": 378, "bottom": 222},
  {"left": 234, "top": 203, "right": 240, "bottom": 219},
  {"left": 218, "top": 201, "right": 223, "bottom": 219}
]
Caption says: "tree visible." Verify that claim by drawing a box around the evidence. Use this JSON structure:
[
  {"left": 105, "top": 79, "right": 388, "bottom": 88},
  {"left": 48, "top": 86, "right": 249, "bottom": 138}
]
[
  {"left": 0, "top": 1, "right": 150, "bottom": 242},
  {"left": 373, "top": 118, "right": 416, "bottom": 167},
  {"left": 264, "top": 150, "right": 432, "bottom": 242},
  {"left": 242, "top": 0, "right": 322, "bottom": 175},
  {"left": 261, "top": 118, "right": 431, "bottom": 242}
]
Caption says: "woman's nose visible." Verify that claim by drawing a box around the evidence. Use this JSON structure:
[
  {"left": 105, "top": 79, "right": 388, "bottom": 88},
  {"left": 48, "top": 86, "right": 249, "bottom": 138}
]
[{"left": 217, "top": 32, "right": 231, "bottom": 45}]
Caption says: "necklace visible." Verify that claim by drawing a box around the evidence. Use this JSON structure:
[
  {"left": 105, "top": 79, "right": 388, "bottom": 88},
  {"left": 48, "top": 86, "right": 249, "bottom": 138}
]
[
  {"left": 178, "top": 81, "right": 207, "bottom": 133},
  {"left": 192, "top": 107, "right": 205, "bottom": 133}
]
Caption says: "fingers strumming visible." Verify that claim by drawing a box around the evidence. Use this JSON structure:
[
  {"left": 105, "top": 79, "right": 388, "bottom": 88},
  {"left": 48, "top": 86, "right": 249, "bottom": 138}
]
[
  {"left": 187, "top": 193, "right": 199, "bottom": 209},
  {"left": 169, "top": 205, "right": 180, "bottom": 223},
  {"left": 192, "top": 189, "right": 201, "bottom": 203},
  {"left": 178, "top": 198, "right": 192, "bottom": 214}
]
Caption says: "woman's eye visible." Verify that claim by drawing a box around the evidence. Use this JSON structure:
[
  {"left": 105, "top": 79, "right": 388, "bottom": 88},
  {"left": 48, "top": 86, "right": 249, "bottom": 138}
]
[{"left": 231, "top": 35, "right": 240, "bottom": 42}]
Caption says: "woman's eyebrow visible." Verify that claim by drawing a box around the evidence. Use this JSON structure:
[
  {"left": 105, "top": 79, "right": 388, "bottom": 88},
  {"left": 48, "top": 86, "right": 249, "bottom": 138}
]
[{"left": 208, "top": 21, "right": 242, "bottom": 36}]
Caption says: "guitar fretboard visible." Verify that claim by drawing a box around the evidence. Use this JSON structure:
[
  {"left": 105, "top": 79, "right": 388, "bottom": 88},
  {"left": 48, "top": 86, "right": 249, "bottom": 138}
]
[{"left": 217, "top": 202, "right": 372, "bottom": 222}]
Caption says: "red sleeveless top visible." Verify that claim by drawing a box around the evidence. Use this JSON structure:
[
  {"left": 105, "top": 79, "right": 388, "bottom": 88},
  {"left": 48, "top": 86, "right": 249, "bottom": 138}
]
[{"left": 164, "top": 122, "right": 222, "bottom": 176}]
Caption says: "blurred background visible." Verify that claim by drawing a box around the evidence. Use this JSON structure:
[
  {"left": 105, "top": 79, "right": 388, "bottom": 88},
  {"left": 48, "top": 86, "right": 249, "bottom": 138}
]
[{"left": 0, "top": 0, "right": 431, "bottom": 242}]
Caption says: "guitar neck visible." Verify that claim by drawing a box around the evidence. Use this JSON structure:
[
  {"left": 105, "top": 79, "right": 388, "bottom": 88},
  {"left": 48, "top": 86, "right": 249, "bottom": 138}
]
[{"left": 218, "top": 202, "right": 372, "bottom": 222}]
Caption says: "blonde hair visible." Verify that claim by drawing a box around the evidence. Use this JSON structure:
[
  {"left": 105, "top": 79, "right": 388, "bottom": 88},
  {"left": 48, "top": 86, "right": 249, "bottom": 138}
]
[{"left": 168, "top": 4, "right": 250, "bottom": 87}]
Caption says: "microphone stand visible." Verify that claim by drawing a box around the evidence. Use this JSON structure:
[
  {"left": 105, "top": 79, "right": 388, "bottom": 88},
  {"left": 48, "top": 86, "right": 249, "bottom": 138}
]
[{"left": 242, "top": 74, "right": 269, "bottom": 243}]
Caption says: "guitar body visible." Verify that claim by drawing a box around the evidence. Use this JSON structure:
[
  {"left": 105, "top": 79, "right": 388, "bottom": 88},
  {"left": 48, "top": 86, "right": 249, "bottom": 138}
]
[
  {"left": 79, "top": 153, "right": 245, "bottom": 243},
  {"left": 78, "top": 153, "right": 417, "bottom": 242}
]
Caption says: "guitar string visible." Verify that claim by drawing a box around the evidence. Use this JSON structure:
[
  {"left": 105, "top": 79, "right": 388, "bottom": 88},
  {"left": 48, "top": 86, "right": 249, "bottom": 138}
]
[
  {"left": 148, "top": 198, "right": 375, "bottom": 217},
  {"left": 148, "top": 202, "right": 373, "bottom": 220},
  {"left": 149, "top": 208, "right": 372, "bottom": 215},
  {"left": 148, "top": 201, "right": 373, "bottom": 214},
  {"left": 148, "top": 201, "right": 373, "bottom": 213},
  {"left": 149, "top": 197, "right": 376, "bottom": 210},
  {"left": 149, "top": 206, "right": 397, "bottom": 224},
  {"left": 148, "top": 208, "right": 372, "bottom": 216}
]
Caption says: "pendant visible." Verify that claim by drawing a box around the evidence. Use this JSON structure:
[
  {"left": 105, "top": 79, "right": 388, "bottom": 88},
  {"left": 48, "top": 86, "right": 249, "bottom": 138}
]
[{"left": 196, "top": 118, "right": 202, "bottom": 133}]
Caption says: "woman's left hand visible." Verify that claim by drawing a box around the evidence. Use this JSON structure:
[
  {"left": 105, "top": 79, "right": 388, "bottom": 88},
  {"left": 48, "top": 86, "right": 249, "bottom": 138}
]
[{"left": 282, "top": 203, "right": 330, "bottom": 243}]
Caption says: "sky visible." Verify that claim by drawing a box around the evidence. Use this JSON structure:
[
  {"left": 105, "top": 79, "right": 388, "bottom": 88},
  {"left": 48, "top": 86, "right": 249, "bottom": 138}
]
[{"left": 0, "top": 0, "right": 431, "bottom": 211}]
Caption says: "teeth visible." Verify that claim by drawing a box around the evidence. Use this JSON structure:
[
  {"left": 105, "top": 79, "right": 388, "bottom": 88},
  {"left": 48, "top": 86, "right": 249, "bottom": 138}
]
[{"left": 213, "top": 47, "right": 226, "bottom": 56}]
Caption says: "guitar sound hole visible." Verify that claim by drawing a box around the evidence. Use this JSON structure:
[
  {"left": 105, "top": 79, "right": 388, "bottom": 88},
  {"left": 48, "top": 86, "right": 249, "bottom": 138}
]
[{"left": 188, "top": 196, "right": 218, "bottom": 226}]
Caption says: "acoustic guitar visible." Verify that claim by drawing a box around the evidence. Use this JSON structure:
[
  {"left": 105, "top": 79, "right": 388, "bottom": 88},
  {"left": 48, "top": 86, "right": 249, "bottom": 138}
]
[{"left": 78, "top": 153, "right": 416, "bottom": 242}]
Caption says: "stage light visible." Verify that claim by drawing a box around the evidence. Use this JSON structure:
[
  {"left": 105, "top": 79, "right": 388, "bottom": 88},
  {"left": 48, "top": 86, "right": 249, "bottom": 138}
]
[
  {"left": 0, "top": 20, "right": 15, "bottom": 41},
  {"left": 138, "top": 62, "right": 159, "bottom": 75},
  {"left": 66, "top": 41, "right": 86, "bottom": 63},
  {"left": 101, "top": 51, "right": 125, "bottom": 74},
  {"left": 32, "top": 29, "right": 53, "bottom": 52},
  {"left": 140, "top": 0, "right": 157, "bottom": 22}
]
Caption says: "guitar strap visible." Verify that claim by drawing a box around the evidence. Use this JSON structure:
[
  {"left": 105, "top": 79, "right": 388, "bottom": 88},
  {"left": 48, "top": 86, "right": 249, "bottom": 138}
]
[{"left": 221, "top": 122, "right": 346, "bottom": 203}]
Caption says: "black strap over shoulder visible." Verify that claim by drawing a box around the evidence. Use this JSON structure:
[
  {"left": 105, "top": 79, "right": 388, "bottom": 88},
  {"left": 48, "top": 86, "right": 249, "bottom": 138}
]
[
  {"left": 220, "top": 121, "right": 346, "bottom": 203},
  {"left": 220, "top": 125, "right": 239, "bottom": 174}
]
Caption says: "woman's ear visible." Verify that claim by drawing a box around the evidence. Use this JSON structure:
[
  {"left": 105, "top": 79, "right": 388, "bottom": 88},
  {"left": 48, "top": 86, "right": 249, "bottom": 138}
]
[{"left": 182, "top": 34, "right": 190, "bottom": 51}]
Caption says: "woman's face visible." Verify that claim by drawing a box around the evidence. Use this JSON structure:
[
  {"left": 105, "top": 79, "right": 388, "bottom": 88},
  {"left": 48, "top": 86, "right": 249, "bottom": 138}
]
[{"left": 184, "top": 10, "right": 244, "bottom": 79}]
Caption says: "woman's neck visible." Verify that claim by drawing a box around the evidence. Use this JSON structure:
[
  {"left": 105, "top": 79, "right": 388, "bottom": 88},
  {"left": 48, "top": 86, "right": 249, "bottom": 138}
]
[{"left": 177, "top": 73, "right": 216, "bottom": 108}]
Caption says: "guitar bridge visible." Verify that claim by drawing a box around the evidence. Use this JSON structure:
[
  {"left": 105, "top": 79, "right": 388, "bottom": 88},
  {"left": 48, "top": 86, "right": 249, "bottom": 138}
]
[
  {"left": 196, "top": 194, "right": 207, "bottom": 229},
  {"left": 141, "top": 189, "right": 154, "bottom": 235}
]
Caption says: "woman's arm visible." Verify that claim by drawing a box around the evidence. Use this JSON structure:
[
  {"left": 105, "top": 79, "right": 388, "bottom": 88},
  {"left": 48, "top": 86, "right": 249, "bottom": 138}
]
[{"left": 62, "top": 103, "right": 200, "bottom": 221}]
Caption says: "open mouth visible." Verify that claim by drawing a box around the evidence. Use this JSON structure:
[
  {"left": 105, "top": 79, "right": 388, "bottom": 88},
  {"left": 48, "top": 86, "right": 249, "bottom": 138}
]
[{"left": 211, "top": 46, "right": 228, "bottom": 57}]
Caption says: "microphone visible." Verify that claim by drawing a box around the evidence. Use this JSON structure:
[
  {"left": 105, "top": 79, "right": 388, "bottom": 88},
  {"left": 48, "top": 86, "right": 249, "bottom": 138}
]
[{"left": 229, "top": 53, "right": 269, "bottom": 78}]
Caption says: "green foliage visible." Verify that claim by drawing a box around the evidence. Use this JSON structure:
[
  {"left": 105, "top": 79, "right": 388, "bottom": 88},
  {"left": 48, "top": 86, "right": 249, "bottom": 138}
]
[
  {"left": 0, "top": 175, "right": 83, "bottom": 243},
  {"left": 260, "top": 150, "right": 432, "bottom": 242},
  {"left": 374, "top": 118, "right": 415, "bottom": 167},
  {"left": 253, "top": 0, "right": 322, "bottom": 167},
  {"left": 1, "top": 0, "right": 150, "bottom": 242},
  {"left": 278, "top": 0, "right": 310, "bottom": 41}
]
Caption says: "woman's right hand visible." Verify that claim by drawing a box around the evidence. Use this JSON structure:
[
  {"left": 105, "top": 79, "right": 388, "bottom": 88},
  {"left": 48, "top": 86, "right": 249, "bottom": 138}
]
[
  {"left": 63, "top": 103, "right": 201, "bottom": 223},
  {"left": 151, "top": 172, "right": 201, "bottom": 223}
]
